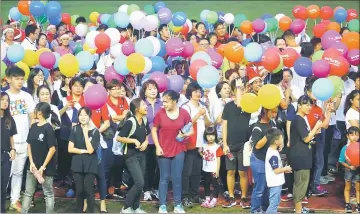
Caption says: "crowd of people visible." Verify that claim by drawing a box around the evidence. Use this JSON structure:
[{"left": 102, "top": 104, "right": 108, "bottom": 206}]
[{"left": 1, "top": 12, "right": 360, "bottom": 214}]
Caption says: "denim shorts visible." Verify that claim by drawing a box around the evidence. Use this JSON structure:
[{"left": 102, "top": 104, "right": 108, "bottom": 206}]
[{"left": 344, "top": 168, "right": 360, "bottom": 182}]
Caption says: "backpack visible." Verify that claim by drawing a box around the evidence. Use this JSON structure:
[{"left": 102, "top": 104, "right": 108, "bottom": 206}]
[
  {"left": 112, "top": 116, "right": 148, "bottom": 155},
  {"left": 74, "top": 126, "right": 102, "bottom": 164}
]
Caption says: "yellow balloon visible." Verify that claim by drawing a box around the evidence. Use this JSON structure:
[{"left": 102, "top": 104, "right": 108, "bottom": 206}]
[
  {"left": 15, "top": 61, "right": 30, "bottom": 80},
  {"left": 240, "top": 93, "right": 261, "bottom": 113},
  {"left": 59, "top": 54, "right": 79, "bottom": 77},
  {"left": 22, "top": 50, "right": 38, "bottom": 67},
  {"left": 173, "top": 26, "right": 183, "bottom": 33},
  {"left": 258, "top": 84, "right": 281, "bottom": 109},
  {"left": 35, "top": 48, "right": 51, "bottom": 65},
  {"left": 126, "top": 53, "right": 145, "bottom": 75},
  {"left": 240, "top": 57, "right": 249, "bottom": 66},
  {"left": 83, "top": 43, "right": 97, "bottom": 54},
  {"left": 89, "top": 12, "right": 100, "bottom": 24}
]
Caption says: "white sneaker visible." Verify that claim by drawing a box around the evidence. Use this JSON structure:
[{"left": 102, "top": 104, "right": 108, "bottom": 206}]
[
  {"left": 143, "top": 191, "right": 152, "bottom": 201},
  {"left": 121, "top": 207, "right": 134, "bottom": 213},
  {"left": 158, "top": 205, "right": 168, "bottom": 213},
  {"left": 151, "top": 189, "right": 159, "bottom": 199},
  {"left": 174, "top": 204, "right": 186, "bottom": 213},
  {"left": 134, "top": 207, "right": 146, "bottom": 213}
]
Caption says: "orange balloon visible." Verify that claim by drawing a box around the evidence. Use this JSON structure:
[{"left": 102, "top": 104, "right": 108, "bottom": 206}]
[
  {"left": 307, "top": 5, "right": 320, "bottom": 20},
  {"left": 224, "top": 41, "right": 244, "bottom": 63},
  {"left": 217, "top": 44, "right": 226, "bottom": 57},
  {"left": 327, "top": 22, "right": 341, "bottom": 32},
  {"left": 193, "top": 43, "right": 205, "bottom": 53},
  {"left": 18, "top": 1, "right": 30, "bottom": 16},
  {"left": 312, "top": 24, "right": 327, "bottom": 38},
  {"left": 279, "top": 16, "right": 292, "bottom": 31},
  {"left": 240, "top": 21, "right": 253, "bottom": 35},
  {"left": 341, "top": 32, "right": 360, "bottom": 50}
]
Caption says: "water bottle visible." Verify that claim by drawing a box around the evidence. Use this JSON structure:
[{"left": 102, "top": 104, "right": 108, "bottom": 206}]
[
  {"left": 176, "top": 122, "right": 193, "bottom": 142},
  {"left": 31, "top": 168, "right": 45, "bottom": 184}
]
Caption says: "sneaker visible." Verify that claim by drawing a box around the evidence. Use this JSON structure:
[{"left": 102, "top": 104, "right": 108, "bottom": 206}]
[
  {"left": 320, "top": 177, "right": 329, "bottom": 185},
  {"left": 9, "top": 201, "right": 22, "bottom": 212},
  {"left": 312, "top": 186, "right": 328, "bottom": 196},
  {"left": 324, "top": 175, "right": 335, "bottom": 182},
  {"left": 134, "top": 207, "right": 147, "bottom": 213},
  {"left": 234, "top": 189, "right": 241, "bottom": 195},
  {"left": 301, "top": 207, "right": 310, "bottom": 213},
  {"left": 114, "top": 189, "right": 125, "bottom": 199},
  {"left": 174, "top": 204, "right": 186, "bottom": 213},
  {"left": 345, "top": 203, "right": 352, "bottom": 213},
  {"left": 143, "top": 191, "right": 152, "bottom": 201},
  {"left": 209, "top": 198, "right": 217, "bottom": 208},
  {"left": 201, "top": 199, "right": 210, "bottom": 208},
  {"left": 328, "top": 168, "right": 338, "bottom": 175},
  {"left": 182, "top": 198, "right": 193, "bottom": 208},
  {"left": 121, "top": 207, "right": 134, "bottom": 213},
  {"left": 302, "top": 197, "right": 309, "bottom": 204},
  {"left": 222, "top": 197, "right": 236, "bottom": 208},
  {"left": 356, "top": 204, "right": 360, "bottom": 213},
  {"left": 281, "top": 187, "right": 289, "bottom": 191},
  {"left": 281, "top": 194, "right": 293, "bottom": 202},
  {"left": 191, "top": 196, "right": 203, "bottom": 204},
  {"left": 240, "top": 198, "right": 251, "bottom": 209},
  {"left": 151, "top": 189, "right": 159, "bottom": 200},
  {"left": 223, "top": 191, "right": 229, "bottom": 199},
  {"left": 158, "top": 205, "right": 168, "bottom": 214}
]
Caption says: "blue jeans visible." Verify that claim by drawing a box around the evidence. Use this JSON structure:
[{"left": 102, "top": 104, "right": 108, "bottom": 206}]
[
  {"left": 267, "top": 186, "right": 282, "bottom": 213},
  {"left": 158, "top": 152, "right": 185, "bottom": 206},
  {"left": 250, "top": 153, "right": 268, "bottom": 213},
  {"left": 312, "top": 131, "right": 325, "bottom": 190}
]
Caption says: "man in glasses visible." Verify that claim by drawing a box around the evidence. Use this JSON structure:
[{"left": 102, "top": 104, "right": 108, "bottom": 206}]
[{"left": 21, "top": 25, "right": 39, "bottom": 51}]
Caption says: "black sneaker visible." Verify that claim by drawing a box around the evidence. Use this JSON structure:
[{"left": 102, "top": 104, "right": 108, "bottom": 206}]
[
  {"left": 191, "top": 196, "right": 203, "bottom": 204},
  {"left": 182, "top": 198, "right": 193, "bottom": 208},
  {"left": 355, "top": 204, "right": 360, "bottom": 213},
  {"left": 113, "top": 189, "right": 125, "bottom": 199},
  {"left": 345, "top": 203, "right": 352, "bottom": 213},
  {"left": 240, "top": 197, "right": 251, "bottom": 209},
  {"left": 222, "top": 197, "right": 236, "bottom": 208}
]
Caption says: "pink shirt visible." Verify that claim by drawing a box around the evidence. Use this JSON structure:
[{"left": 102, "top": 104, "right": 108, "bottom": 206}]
[{"left": 55, "top": 46, "right": 72, "bottom": 56}]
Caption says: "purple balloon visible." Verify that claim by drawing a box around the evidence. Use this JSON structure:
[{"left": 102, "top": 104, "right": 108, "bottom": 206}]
[
  {"left": 181, "top": 41, "right": 194, "bottom": 58},
  {"left": 104, "top": 66, "right": 124, "bottom": 82},
  {"left": 330, "top": 42, "right": 348, "bottom": 58},
  {"left": 347, "top": 49, "right": 360, "bottom": 66},
  {"left": 167, "top": 75, "right": 184, "bottom": 93},
  {"left": 312, "top": 60, "right": 330, "bottom": 78},
  {"left": 150, "top": 71, "right": 168, "bottom": 93},
  {"left": 84, "top": 84, "right": 108, "bottom": 110},
  {"left": 290, "top": 19, "right": 305, "bottom": 34},
  {"left": 207, "top": 49, "right": 223, "bottom": 69},
  {"left": 166, "top": 38, "right": 184, "bottom": 57},
  {"left": 158, "top": 7, "right": 172, "bottom": 24},
  {"left": 294, "top": 57, "right": 312, "bottom": 77},
  {"left": 39, "top": 52, "right": 56, "bottom": 69},
  {"left": 121, "top": 40, "right": 135, "bottom": 56},
  {"left": 252, "top": 19, "right": 265, "bottom": 33},
  {"left": 321, "top": 30, "right": 342, "bottom": 50}
]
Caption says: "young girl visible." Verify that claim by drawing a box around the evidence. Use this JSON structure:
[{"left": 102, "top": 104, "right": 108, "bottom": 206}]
[
  {"left": 339, "top": 126, "right": 360, "bottom": 213},
  {"left": 200, "top": 127, "right": 223, "bottom": 208},
  {"left": 22, "top": 102, "right": 59, "bottom": 213},
  {"left": 37, "top": 85, "right": 61, "bottom": 129}
]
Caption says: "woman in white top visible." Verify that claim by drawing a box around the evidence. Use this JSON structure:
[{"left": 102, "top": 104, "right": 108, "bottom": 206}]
[
  {"left": 344, "top": 90, "right": 359, "bottom": 129},
  {"left": 26, "top": 68, "right": 51, "bottom": 104},
  {"left": 37, "top": 85, "right": 61, "bottom": 130}
]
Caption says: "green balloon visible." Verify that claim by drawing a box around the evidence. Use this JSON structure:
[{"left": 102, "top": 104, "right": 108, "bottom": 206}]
[
  {"left": 312, "top": 50, "right": 324, "bottom": 62},
  {"left": 144, "top": 5, "right": 155, "bottom": 15},
  {"left": 168, "top": 21, "right": 175, "bottom": 30},
  {"left": 1, "top": 61, "right": 7, "bottom": 80},
  {"left": 37, "top": 15, "right": 47, "bottom": 24},
  {"left": 20, "top": 15, "right": 29, "bottom": 22},
  {"left": 273, "top": 57, "right": 283, "bottom": 73},
  {"left": 206, "top": 11, "right": 218, "bottom": 24},
  {"left": 266, "top": 18, "right": 278, "bottom": 32},
  {"left": 348, "top": 19, "right": 359, "bottom": 32},
  {"left": 71, "top": 15, "right": 79, "bottom": 26},
  {"left": 127, "top": 4, "right": 140, "bottom": 15},
  {"left": 234, "top": 14, "right": 247, "bottom": 27},
  {"left": 328, "top": 76, "right": 344, "bottom": 97},
  {"left": 107, "top": 15, "right": 117, "bottom": 28},
  {"left": 73, "top": 42, "right": 83, "bottom": 55}
]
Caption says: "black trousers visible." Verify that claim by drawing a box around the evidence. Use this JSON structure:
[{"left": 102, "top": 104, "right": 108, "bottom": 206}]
[
  {"left": 219, "top": 156, "right": 228, "bottom": 191},
  {"left": 144, "top": 145, "right": 159, "bottom": 191},
  {"left": 203, "top": 171, "right": 220, "bottom": 198},
  {"left": 322, "top": 125, "right": 334, "bottom": 176},
  {"left": 182, "top": 149, "right": 202, "bottom": 199},
  {"left": 57, "top": 138, "right": 72, "bottom": 180},
  {"left": 73, "top": 172, "right": 96, "bottom": 213},
  {"left": 1, "top": 152, "right": 12, "bottom": 213}
]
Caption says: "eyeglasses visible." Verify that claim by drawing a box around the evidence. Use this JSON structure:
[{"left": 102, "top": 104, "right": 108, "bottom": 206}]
[
  {"left": 111, "top": 87, "right": 121, "bottom": 91},
  {"left": 199, "top": 43, "right": 209, "bottom": 47},
  {"left": 36, "top": 74, "right": 44, "bottom": 78}
]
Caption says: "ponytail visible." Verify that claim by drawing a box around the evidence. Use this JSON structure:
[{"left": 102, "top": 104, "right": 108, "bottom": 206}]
[{"left": 50, "top": 110, "right": 62, "bottom": 127}]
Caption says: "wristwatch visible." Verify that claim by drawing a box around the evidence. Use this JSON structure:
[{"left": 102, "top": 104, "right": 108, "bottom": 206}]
[{"left": 10, "top": 148, "right": 16, "bottom": 152}]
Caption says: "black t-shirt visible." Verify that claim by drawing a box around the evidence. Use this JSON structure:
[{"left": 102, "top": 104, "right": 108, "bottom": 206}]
[
  {"left": 222, "top": 101, "right": 251, "bottom": 152},
  {"left": 51, "top": 88, "right": 67, "bottom": 107},
  {"left": 1, "top": 117, "right": 17, "bottom": 152},
  {"left": 69, "top": 125, "right": 100, "bottom": 174},
  {"left": 251, "top": 121, "right": 277, "bottom": 161},
  {"left": 119, "top": 117, "right": 150, "bottom": 151},
  {"left": 288, "top": 115, "right": 312, "bottom": 171},
  {"left": 27, "top": 123, "right": 57, "bottom": 176}
]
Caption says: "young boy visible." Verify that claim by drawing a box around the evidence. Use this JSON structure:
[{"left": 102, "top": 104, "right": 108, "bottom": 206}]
[
  {"left": 339, "top": 126, "right": 360, "bottom": 213},
  {"left": 265, "top": 129, "right": 292, "bottom": 213}
]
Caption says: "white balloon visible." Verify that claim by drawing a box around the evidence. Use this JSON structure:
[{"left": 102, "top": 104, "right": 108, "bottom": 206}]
[
  {"left": 118, "top": 4, "right": 128, "bottom": 13},
  {"left": 110, "top": 43, "right": 123, "bottom": 58},
  {"left": 105, "top": 28, "right": 121, "bottom": 47},
  {"left": 146, "top": 36, "right": 160, "bottom": 56},
  {"left": 130, "top": 11, "right": 146, "bottom": 30},
  {"left": 143, "top": 57, "right": 153, "bottom": 74},
  {"left": 1, "top": 41, "right": 6, "bottom": 61},
  {"left": 275, "top": 13, "right": 285, "bottom": 22},
  {"left": 186, "top": 19, "right": 193, "bottom": 33},
  {"left": 143, "top": 15, "right": 159, "bottom": 32},
  {"left": 75, "top": 23, "right": 88, "bottom": 37},
  {"left": 85, "top": 31, "right": 100, "bottom": 49},
  {"left": 224, "top": 13, "right": 235, "bottom": 24}
]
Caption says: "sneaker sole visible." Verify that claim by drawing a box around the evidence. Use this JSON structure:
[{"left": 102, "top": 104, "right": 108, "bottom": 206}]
[
  {"left": 281, "top": 198, "right": 293, "bottom": 202},
  {"left": 222, "top": 203, "right": 236, "bottom": 208}
]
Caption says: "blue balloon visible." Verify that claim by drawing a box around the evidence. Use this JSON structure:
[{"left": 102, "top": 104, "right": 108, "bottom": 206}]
[
  {"left": 334, "top": 8, "right": 347, "bottom": 23},
  {"left": 76, "top": 51, "right": 94, "bottom": 71},
  {"left": 312, "top": 78, "right": 334, "bottom": 101},
  {"left": 9, "top": 7, "right": 21, "bottom": 21},
  {"left": 261, "top": 13, "right": 273, "bottom": 20},
  {"left": 172, "top": 12, "right": 187, "bottom": 26},
  {"left": 100, "top": 14, "right": 111, "bottom": 25},
  {"left": 245, "top": 42, "right": 263, "bottom": 62},
  {"left": 191, "top": 51, "right": 212, "bottom": 65},
  {"left": 241, "top": 38, "right": 252, "bottom": 46},
  {"left": 46, "top": 1, "right": 61, "bottom": 18},
  {"left": 135, "top": 39, "right": 154, "bottom": 58},
  {"left": 114, "top": 12, "right": 130, "bottom": 28},
  {"left": 150, "top": 56, "right": 166, "bottom": 73},
  {"left": 114, "top": 55, "right": 129, "bottom": 75},
  {"left": 157, "top": 39, "right": 166, "bottom": 57},
  {"left": 48, "top": 14, "right": 61, "bottom": 25},
  {"left": 34, "top": 65, "right": 49, "bottom": 80},
  {"left": 154, "top": 2, "right": 166, "bottom": 13},
  {"left": 200, "top": 10, "right": 210, "bottom": 22},
  {"left": 203, "top": 20, "right": 211, "bottom": 31},
  {"left": 141, "top": 73, "right": 152, "bottom": 85},
  {"left": 53, "top": 52, "right": 60, "bottom": 68},
  {"left": 7, "top": 44, "right": 24, "bottom": 63},
  {"left": 294, "top": 57, "right": 312, "bottom": 77},
  {"left": 217, "top": 11, "right": 225, "bottom": 23},
  {"left": 30, "top": 1, "right": 45, "bottom": 17},
  {"left": 89, "top": 26, "right": 97, "bottom": 32},
  {"left": 260, "top": 22, "right": 268, "bottom": 34},
  {"left": 197, "top": 65, "right": 219, "bottom": 89}
]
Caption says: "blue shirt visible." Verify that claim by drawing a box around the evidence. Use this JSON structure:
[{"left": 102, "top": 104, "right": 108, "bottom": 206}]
[{"left": 339, "top": 144, "right": 349, "bottom": 164}]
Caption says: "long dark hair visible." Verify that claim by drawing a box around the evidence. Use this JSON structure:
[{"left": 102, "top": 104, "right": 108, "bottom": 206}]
[
  {"left": 140, "top": 79, "right": 160, "bottom": 100},
  {"left": 35, "top": 102, "right": 61, "bottom": 127},
  {"left": 1, "top": 92, "right": 12, "bottom": 129},
  {"left": 129, "top": 98, "right": 142, "bottom": 115},
  {"left": 27, "top": 68, "right": 48, "bottom": 96},
  {"left": 344, "top": 90, "right": 359, "bottom": 116},
  {"left": 215, "top": 81, "right": 230, "bottom": 98}
]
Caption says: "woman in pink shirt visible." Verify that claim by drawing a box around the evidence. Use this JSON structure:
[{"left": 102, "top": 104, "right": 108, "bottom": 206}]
[{"left": 55, "top": 34, "right": 73, "bottom": 56}]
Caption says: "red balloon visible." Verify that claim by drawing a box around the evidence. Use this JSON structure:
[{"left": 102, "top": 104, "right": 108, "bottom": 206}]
[
  {"left": 95, "top": 33, "right": 111, "bottom": 53},
  {"left": 262, "top": 49, "right": 281, "bottom": 72},
  {"left": 119, "top": 35, "right": 126, "bottom": 44},
  {"left": 181, "top": 23, "right": 189, "bottom": 36},
  {"left": 328, "top": 56, "right": 350, "bottom": 77},
  {"left": 320, "top": 20, "right": 331, "bottom": 27},
  {"left": 347, "top": 9, "right": 358, "bottom": 22},
  {"left": 189, "top": 59, "right": 207, "bottom": 80},
  {"left": 322, "top": 48, "right": 341, "bottom": 64},
  {"left": 313, "top": 24, "right": 327, "bottom": 38},
  {"left": 281, "top": 48, "right": 300, "bottom": 68},
  {"left": 320, "top": 6, "right": 333, "bottom": 20},
  {"left": 292, "top": 5, "right": 308, "bottom": 20},
  {"left": 69, "top": 25, "right": 75, "bottom": 34},
  {"left": 346, "top": 142, "right": 360, "bottom": 167},
  {"left": 62, "top": 13, "right": 71, "bottom": 25}
]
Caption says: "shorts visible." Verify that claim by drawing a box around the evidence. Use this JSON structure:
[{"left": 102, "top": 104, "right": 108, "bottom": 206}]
[
  {"left": 344, "top": 168, "right": 360, "bottom": 182},
  {"left": 225, "top": 151, "right": 248, "bottom": 171},
  {"left": 293, "top": 169, "right": 310, "bottom": 203}
]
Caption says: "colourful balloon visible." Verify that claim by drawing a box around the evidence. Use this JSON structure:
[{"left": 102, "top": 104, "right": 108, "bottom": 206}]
[
  {"left": 168, "top": 75, "right": 184, "bottom": 93},
  {"left": 189, "top": 59, "right": 207, "bottom": 80},
  {"left": 127, "top": 53, "right": 145, "bottom": 74},
  {"left": 18, "top": 1, "right": 30, "bottom": 16},
  {"left": 313, "top": 24, "right": 327, "bottom": 38},
  {"left": 191, "top": 51, "right": 212, "bottom": 65},
  {"left": 150, "top": 56, "right": 166, "bottom": 73},
  {"left": 127, "top": 4, "right": 140, "bottom": 15},
  {"left": 328, "top": 56, "right": 350, "bottom": 77},
  {"left": 207, "top": 49, "right": 223, "bottom": 69},
  {"left": 307, "top": 5, "right": 320, "bottom": 19},
  {"left": 321, "top": 30, "right": 341, "bottom": 49},
  {"left": 122, "top": 40, "right": 135, "bottom": 56},
  {"left": 312, "top": 78, "right": 334, "bottom": 101},
  {"left": 347, "top": 49, "right": 360, "bottom": 66},
  {"left": 281, "top": 47, "right": 300, "bottom": 67},
  {"left": 7, "top": 44, "right": 24, "bottom": 63},
  {"left": 312, "top": 60, "right": 330, "bottom": 78},
  {"left": 224, "top": 41, "right": 244, "bottom": 63},
  {"left": 1, "top": 61, "right": 7, "bottom": 79},
  {"left": 279, "top": 16, "right": 292, "bottom": 31},
  {"left": 348, "top": 19, "right": 360, "bottom": 32},
  {"left": 320, "top": 6, "right": 333, "bottom": 20},
  {"left": 258, "top": 84, "right": 281, "bottom": 109},
  {"left": 334, "top": 8, "right": 347, "bottom": 23},
  {"left": 206, "top": 11, "right": 218, "bottom": 24},
  {"left": 105, "top": 66, "right": 124, "bottom": 82},
  {"left": 84, "top": 84, "right": 108, "bottom": 110},
  {"left": 158, "top": 7, "right": 172, "bottom": 24},
  {"left": 15, "top": 61, "right": 30, "bottom": 80},
  {"left": 240, "top": 20, "right": 253, "bottom": 34},
  {"left": 262, "top": 49, "right": 281, "bottom": 72},
  {"left": 154, "top": 2, "right": 166, "bottom": 13},
  {"left": 62, "top": 13, "right": 71, "bottom": 24},
  {"left": 312, "top": 50, "right": 324, "bottom": 62},
  {"left": 182, "top": 41, "right": 194, "bottom": 58},
  {"left": 39, "top": 51, "right": 56, "bottom": 69},
  {"left": 234, "top": 14, "right": 247, "bottom": 27},
  {"left": 341, "top": 32, "right": 360, "bottom": 50},
  {"left": 347, "top": 9, "right": 358, "bottom": 22},
  {"left": 95, "top": 33, "right": 111, "bottom": 53},
  {"left": 45, "top": 1, "right": 61, "bottom": 18},
  {"left": 330, "top": 42, "right": 348, "bottom": 58},
  {"left": 240, "top": 93, "right": 261, "bottom": 113},
  {"left": 58, "top": 54, "right": 79, "bottom": 77},
  {"left": 197, "top": 65, "right": 219, "bottom": 89},
  {"left": 89, "top": 11, "right": 100, "bottom": 24},
  {"left": 252, "top": 19, "right": 265, "bottom": 33},
  {"left": 144, "top": 5, "right": 155, "bottom": 15},
  {"left": 328, "top": 76, "right": 344, "bottom": 97},
  {"left": 294, "top": 57, "right": 312, "bottom": 77},
  {"left": 76, "top": 51, "right": 94, "bottom": 71},
  {"left": 166, "top": 37, "right": 184, "bottom": 57},
  {"left": 135, "top": 38, "right": 154, "bottom": 58},
  {"left": 114, "top": 55, "right": 129, "bottom": 75},
  {"left": 172, "top": 12, "right": 187, "bottom": 26},
  {"left": 9, "top": 7, "right": 21, "bottom": 21},
  {"left": 327, "top": 22, "right": 340, "bottom": 32},
  {"left": 150, "top": 72, "right": 168, "bottom": 92},
  {"left": 346, "top": 142, "right": 360, "bottom": 167},
  {"left": 244, "top": 42, "right": 263, "bottom": 62},
  {"left": 292, "top": 5, "right": 307, "bottom": 20},
  {"left": 22, "top": 50, "right": 37, "bottom": 67}
]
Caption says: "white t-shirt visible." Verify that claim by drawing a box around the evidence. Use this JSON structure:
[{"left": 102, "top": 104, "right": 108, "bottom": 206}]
[
  {"left": 177, "top": 94, "right": 189, "bottom": 107},
  {"left": 21, "top": 37, "right": 37, "bottom": 51},
  {"left": 202, "top": 143, "right": 221, "bottom": 173},
  {"left": 210, "top": 98, "right": 232, "bottom": 138},
  {"left": 345, "top": 108, "right": 359, "bottom": 130},
  {"left": 336, "top": 79, "right": 355, "bottom": 121},
  {"left": 286, "top": 46, "right": 306, "bottom": 91},
  {"left": 6, "top": 90, "right": 35, "bottom": 143},
  {"left": 96, "top": 54, "right": 114, "bottom": 75},
  {"left": 265, "top": 147, "right": 285, "bottom": 187}
]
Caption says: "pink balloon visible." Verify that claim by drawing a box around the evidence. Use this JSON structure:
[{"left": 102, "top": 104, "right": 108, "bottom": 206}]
[
  {"left": 166, "top": 37, "right": 184, "bottom": 57},
  {"left": 290, "top": 19, "right": 306, "bottom": 34},
  {"left": 121, "top": 40, "right": 135, "bottom": 56},
  {"left": 97, "top": 14, "right": 102, "bottom": 24},
  {"left": 330, "top": 42, "right": 348, "bottom": 58},
  {"left": 182, "top": 41, "right": 194, "bottom": 58},
  {"left": 150, "top": 71, "right": 168, "bottom": 93},
  {"left": 347, "top": 49, "right": 360, "bottom": 66},
  {"left": 207, "top": 49, "right": 223, "bottom": 69},
  {"left": 39, "top": 52, "right": 56, "bottom": 69},
  {"left": 104, "top": 66, "right": 124, "bottom": 82},
  {"left": 84, "top": 84, "right": 108, "bottom": 110},
  {"left": 321, "top": 30, "right": 342, "bottom": 50},
  {"left": 312, "top": 60, "right": 330, "bottom": 78},
  {"left": 252, "top": 19, "right": 265, "bottom": 33}
]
